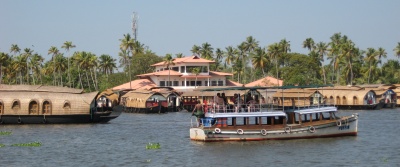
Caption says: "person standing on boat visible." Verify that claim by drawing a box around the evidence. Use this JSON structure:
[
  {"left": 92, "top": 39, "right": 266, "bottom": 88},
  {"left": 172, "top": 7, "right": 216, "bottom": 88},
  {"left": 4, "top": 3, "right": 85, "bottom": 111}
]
[{"left": 192, "top": 100, "right": 204, "bottom": 125}]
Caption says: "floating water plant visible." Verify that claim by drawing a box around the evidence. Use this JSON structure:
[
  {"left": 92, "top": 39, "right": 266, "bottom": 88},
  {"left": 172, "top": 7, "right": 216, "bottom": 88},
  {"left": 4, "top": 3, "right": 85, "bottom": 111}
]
[
  {"left": 11, "top": 141, "right": 42, "bottom": 147},
  {"left": 0, "top": 131, "right": 12, "bottom": 136},
  {"left": 0, "top": 144, "right": 5, "bottom": 148},
  {"left": 146, "top": 143, "right": 160, "bottom": 149}
]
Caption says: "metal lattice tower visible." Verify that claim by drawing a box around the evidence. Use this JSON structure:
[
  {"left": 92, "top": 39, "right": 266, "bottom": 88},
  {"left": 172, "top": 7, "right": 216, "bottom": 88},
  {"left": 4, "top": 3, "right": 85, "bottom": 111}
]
[{"left": 132, "top": 12, "right": 138, "bottom": 41}]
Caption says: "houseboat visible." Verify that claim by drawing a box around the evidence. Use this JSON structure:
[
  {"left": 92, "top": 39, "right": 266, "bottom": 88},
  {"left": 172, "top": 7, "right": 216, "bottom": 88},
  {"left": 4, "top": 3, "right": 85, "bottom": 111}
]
[
  {"left": 120, "top": 89, "right": 168, "bottom": 113},
  {"left": 0, "top": 84, "right": 122, "bottom": 124},
  {"left": 189, "top": 86, "right": 358, "bottom": 141}
]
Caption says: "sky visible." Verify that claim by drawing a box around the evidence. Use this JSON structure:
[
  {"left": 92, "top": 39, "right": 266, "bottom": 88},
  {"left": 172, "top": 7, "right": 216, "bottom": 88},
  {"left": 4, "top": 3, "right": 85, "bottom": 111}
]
[{"left": 1, "top": 0, "right": 399, "bottom": 64}]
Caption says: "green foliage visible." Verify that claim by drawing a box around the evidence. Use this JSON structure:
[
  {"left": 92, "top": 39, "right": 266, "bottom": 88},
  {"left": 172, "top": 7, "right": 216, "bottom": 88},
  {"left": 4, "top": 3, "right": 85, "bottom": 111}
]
[
  {"left": 281, "top": 53, "right": 322, "bottom": 85},
  {"left": 11, "top": 141, "right": 42, "bottom": 147},
  {"left": 146, "top": 143, "right": 161, "bottom": 149},
  {"left": 0, "top": 131, "right": 12, "bottom": 136},
  {"left": 0, "top": 144, "right": 5, "bottom": 148}
]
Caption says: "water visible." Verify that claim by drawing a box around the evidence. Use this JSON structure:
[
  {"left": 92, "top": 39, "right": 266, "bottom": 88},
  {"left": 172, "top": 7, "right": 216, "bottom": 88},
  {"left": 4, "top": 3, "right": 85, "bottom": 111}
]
[{"left": 1, "top": 108, "right": 400, "bottom": 167}]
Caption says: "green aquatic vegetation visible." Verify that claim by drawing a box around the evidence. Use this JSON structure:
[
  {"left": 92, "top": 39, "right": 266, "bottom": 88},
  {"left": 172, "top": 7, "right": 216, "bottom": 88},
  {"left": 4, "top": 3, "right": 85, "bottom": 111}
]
[
  {"left": 0, "top": 131, "right": 12, "bottom": 136},
  {"left": 0, "top": 144, "right": 5, "bottom": 148},
  {"left": 11, "top": 141, "right": 42, "bottom": 147},
  {"left": 146, "top": 143, "right": 160, "bottom": 149}
]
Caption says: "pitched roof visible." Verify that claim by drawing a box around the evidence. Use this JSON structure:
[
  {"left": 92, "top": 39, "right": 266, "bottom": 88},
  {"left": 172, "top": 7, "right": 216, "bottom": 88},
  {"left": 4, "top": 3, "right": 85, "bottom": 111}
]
[
  {"left": 137, "top": 70, "right": 182, "bottom": 77},
  {"left": 245, "top": 76, "right": 283, "bottom": 87},
  {"left": 209, "top": 71, "right": 233, "bottom": 76},
  {"left": 226, "top": 80, "right": 243, "bottom": 86},
  {"left": 112, "top": 78, "right": 157, "bottom": 91},
  {"left": 151, "top": 55, "right": 214, "bottom": 66}
]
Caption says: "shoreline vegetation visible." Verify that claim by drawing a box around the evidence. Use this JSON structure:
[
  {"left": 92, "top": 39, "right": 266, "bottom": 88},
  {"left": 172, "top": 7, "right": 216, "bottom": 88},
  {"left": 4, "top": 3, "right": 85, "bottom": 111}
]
[{"left": 1, "top": 33, "right": 400, "bottom": 92}]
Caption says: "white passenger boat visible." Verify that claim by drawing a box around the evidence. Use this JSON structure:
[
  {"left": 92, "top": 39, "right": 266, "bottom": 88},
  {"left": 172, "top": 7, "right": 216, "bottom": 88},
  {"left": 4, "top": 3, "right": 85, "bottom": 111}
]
[{"left": 189, "top": 86, "right": 358, "bottom": 141}]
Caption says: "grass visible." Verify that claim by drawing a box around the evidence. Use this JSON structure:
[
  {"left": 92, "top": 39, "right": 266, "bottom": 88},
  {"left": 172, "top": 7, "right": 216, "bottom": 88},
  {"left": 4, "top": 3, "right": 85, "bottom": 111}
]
[{"left": 146, "top": 143, "right": 161, "bottom": 149}]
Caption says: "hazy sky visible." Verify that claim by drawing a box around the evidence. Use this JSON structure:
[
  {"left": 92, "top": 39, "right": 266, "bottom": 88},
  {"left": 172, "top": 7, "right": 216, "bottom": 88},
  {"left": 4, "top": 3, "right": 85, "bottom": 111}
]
[{"left": 1, "top": 0, "right": 399, "bottom": 63}]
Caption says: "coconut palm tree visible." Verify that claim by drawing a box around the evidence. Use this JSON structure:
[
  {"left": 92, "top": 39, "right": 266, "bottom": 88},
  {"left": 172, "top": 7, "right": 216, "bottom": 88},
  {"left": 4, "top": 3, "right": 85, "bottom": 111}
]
[
  {"left": 29, "top": 53, "right": 44, "bottom": 85},
  {"left": 54, "top": 53, "right": 67, "bottom": 86},
  {"left": 61, "top": 41, "right": 76, "bottom": 87},
  {"left": 10, "top": 44, "right": 21, "bottom": 56},
  {"left": 201, "top": 42, "right": 214, "bottom": 60},
  {"left": 394, "top": 42, "right": 400, "bottom": 58},
  {"left": 364, "top": 48, "right": 377, "bottom": 84},
  {"left": 48, "top": 46, "right": 59, "bottom": 85},
  {"left": 279, "top": 39, "right": 291, "bottom": 66},
  {"left": 119, "top": 33, "right": 135, "bottom": 88},
  {"left": 175, "top": 53, "right": 183, "bottom": 58},
  {"left": 340, "top": 40, "right": 357, "bottom": 85},
  {"left": 224, "top": 46, "right": 237, "bottom": 69},
  {"left": 191, "top": 67, "right": 201, "bottom": 88},
  {"left": 191, "top": 45, "right": 201, "bottom": 56},
  {"left": 98, "top": 54, "right": 116, "bottom": 76},
  {"left": 22, "top": 48, "right": 33, "bottom": 84},
  {"left": 0, "top": 52, "right": 10, "bottom": 84},
  {"left": 163, "top": 54, "right": 175, "bottom": 86},
  {"left": 316, "top": 42, "right": 328, "bottom": 84},
  {"left": 12, "top": 55, "right": 27, "bottom": 84},
  {"left": 242, "top": 36, "right": 259, "bottom": 81},
  {"left": 303, "top": 38, "right": 315, "bottom": 51},
  {"left": 267, "top": 43, "right": 281, "bottom": 86},
  {"left": 250, "top": 47, "right": 268, "bottom": 76},
  {"left": 215, "top": 48, "right": 224, "bottom": 71}
]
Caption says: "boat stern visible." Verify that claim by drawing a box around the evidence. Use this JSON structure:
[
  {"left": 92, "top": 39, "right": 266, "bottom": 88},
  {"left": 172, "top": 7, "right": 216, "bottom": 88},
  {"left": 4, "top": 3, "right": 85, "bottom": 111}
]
[{"left": 190, "top": 128, "right": 207, "bottom": 141}]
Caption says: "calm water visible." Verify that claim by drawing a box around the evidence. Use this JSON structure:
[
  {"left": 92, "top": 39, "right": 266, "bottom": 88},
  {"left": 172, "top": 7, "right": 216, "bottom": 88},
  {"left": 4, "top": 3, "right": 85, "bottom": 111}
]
[{"left": 1, "top": 108, "right": 400, "bottom": 167}]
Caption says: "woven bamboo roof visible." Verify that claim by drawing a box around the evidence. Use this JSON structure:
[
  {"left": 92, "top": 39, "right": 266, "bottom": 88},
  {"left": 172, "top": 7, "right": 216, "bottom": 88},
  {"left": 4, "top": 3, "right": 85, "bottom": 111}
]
[{"left": 0, "top": 84, "right": 84, "bottom": 94}]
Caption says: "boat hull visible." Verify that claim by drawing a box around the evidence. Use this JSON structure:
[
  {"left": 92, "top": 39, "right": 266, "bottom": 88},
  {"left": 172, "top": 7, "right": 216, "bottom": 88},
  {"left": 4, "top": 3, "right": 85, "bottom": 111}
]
[
  {"left": 0, "top": 105, "right": 123, "bottom": 124},
  {"left": 190, "top": 117, "right": 358, "bottom": 141}
]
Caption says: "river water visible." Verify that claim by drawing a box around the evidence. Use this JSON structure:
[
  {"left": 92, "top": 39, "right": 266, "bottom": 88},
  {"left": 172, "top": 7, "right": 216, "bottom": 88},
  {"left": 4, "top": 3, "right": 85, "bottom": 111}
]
[{"left": 1, "top": 108, "right": 399, "bottom": 167}]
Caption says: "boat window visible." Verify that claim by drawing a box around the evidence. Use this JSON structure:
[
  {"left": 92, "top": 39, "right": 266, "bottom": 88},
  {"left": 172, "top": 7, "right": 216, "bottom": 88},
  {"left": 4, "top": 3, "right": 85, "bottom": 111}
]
[
  {"left": 353, "top": 96, "right": 358, "bottom": 105},
  {"left": 226, "top": 117, "right": 233, "bottom": 126},
  {"left": 0, "top": 101, "right": 3, "bottom": 114},
  {"left": 63, "top": 101, "right": 71, "bottom": 109},
  {"left": 236, "top": 117, "right": 246, "bottom": 126},
  {"left": 29, "top": 101, "right": 39, "bottom": 114},
  {"left": 261, "top": 117, "right": 269, "bottom": 125},
  {"left": 159, "top": 81, "right": 166, "bottom": 86},
  {"left": 12, "top": 100, "right": 20, "bottom": 110},
  {"left": 43, "top": 101, "right": 52, "bottom": 114},
  {"left": 321, "top": 112, "right": 330, "bottom": 120},
  {"left": 248, "top": 117, "right": 258, "bottom": 125}
]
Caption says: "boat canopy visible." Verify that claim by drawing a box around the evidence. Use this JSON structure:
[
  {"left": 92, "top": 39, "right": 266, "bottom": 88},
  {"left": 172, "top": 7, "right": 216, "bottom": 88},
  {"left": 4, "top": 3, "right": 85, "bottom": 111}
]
[
  {"left": 293, "top": 106, "right": 337, "bottom": 114},
  {"left": 205, "top": 111, "right": 286, "bottom": 118}
]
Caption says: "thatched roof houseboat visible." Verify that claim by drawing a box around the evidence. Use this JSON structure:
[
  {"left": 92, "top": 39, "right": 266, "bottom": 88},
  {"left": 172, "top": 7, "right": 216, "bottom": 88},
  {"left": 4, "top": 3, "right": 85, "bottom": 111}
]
[
  {"left": 0, "top": 84, "right": 122, "bottom": 124},
  {"left": 121, "top": 89, "right": 168, "bottom": 113},
  {"left": 272, "top": 88, "right": 324, "bottom": 109}
]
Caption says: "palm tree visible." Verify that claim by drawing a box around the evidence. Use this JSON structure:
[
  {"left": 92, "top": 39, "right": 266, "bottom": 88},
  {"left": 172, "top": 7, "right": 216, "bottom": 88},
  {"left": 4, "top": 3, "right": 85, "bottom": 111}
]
[
  {"left": 279, "top": 39, "right": 291, "bottom": 66},
  {"left": 98, "top": 54, "right": 116, "bottom": 76},
  {"left": 364, "top": 48, "right": 377, "bottom": 84},
  {"left": 163, "top": 54, "right": 175, "bottom": 86},
  {"left": 10, "top": 44, "right": 21, "bottom": 56},
  {"left": 191, "top": 67, "right": 201, "bottom": 88},
  {"left": 119, "top": 33, "right": 135, "bottom": 89},
  {"left": 48, "top": 46, "right": 59, "bottom": 85},
  {"left": 242, "top": 36, "right": 259, "bottom": 81},
  {"left": 12, "top": 55, "right": 27, "bottom": 84},
  {"left": 61, "top": 41, "right": 76, "bottom": 87},
  {"left": 250, "top": 47, "right": 268, "bottom": 76},
  {"left": 215, "top": 48, "right": 224, "bottom": 71},
  {"left": 191, "top": 45, "right": 201, "bottom": 56},
  {"left": 72, "top": 51, "right": 84, "bottom": 89},
  {"left": 340, "top": 40, "right": 357, "bottom": 85},
  {"left": 316, "top": 42, "right": 328, "bottom": 84},
  {"left": 303, "top": 38, "right": 315, "bottom": 51},
  {"left": 29, "top": 53, "right": 44, "bottom": 85},
  {"left": 394, "top": 42, "right": 400, "bottom": 58},
  {"left": 224, "top": 46, "right": 237, "bottom": 69},
  {"left": 201, "top": 42, "right": 214, "bottom": 60},
  {"left": 22, "top": 48, "right": 33, "bottom": 84},
  {"left": 54, "top": 53, "right": 67, "bottom": 86},
  {"left": 267, "top": 43, "right": 281, "bottom": 86},
  {"left": 175, "top": 53, "right": 183, "bottom": 58},
  {"left": 0, "top": 52, "right": 10, "bottom": 84}
]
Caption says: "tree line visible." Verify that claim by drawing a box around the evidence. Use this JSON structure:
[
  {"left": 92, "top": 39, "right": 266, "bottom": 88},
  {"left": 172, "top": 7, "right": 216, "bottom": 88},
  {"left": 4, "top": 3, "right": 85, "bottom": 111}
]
[{"left": 1, "top": 32, "right": 399, "bottom": 92}]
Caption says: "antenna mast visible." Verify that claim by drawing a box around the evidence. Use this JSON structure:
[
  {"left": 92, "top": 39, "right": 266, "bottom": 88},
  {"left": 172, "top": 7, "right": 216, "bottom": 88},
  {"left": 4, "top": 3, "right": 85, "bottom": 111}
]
[{"left": 132, "top": 12, "right": 138, "bottom": 41}]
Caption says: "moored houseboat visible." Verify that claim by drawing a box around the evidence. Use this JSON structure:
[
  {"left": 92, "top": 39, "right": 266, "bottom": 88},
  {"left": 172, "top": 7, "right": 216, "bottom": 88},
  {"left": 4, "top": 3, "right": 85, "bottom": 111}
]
[
  {"left": 120, "top": 89, "right": 168, "bottom": 113},
  {"left": 189, "top": 86, "right": 358, "bottom": 141},
  {"left": 0, "top": 84, "right": 122, "bottom": 124}
]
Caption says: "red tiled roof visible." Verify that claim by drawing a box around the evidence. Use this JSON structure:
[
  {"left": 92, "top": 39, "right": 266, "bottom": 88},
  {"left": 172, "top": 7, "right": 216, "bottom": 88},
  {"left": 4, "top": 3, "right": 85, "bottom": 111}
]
[
  {"left": 137, "top": 70, "right": 182, "bottom": 77},
  {"left": 209, "top": 71, "right": 233, "bottom": 76},
  {"left": 226, "top": 80, "right": 243, "bottom": 86},
  {"left": 112, "top": 79, "right": 157, "bottom": 91},
  {"left": 180, "top": 75, "right": 212, "bottom": 78},
  {"left": 151, "top": 55, "right": 214, "bottom": 66},
  {"left": 245, "top": 76, "right": 283, "bottom": 87}
]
